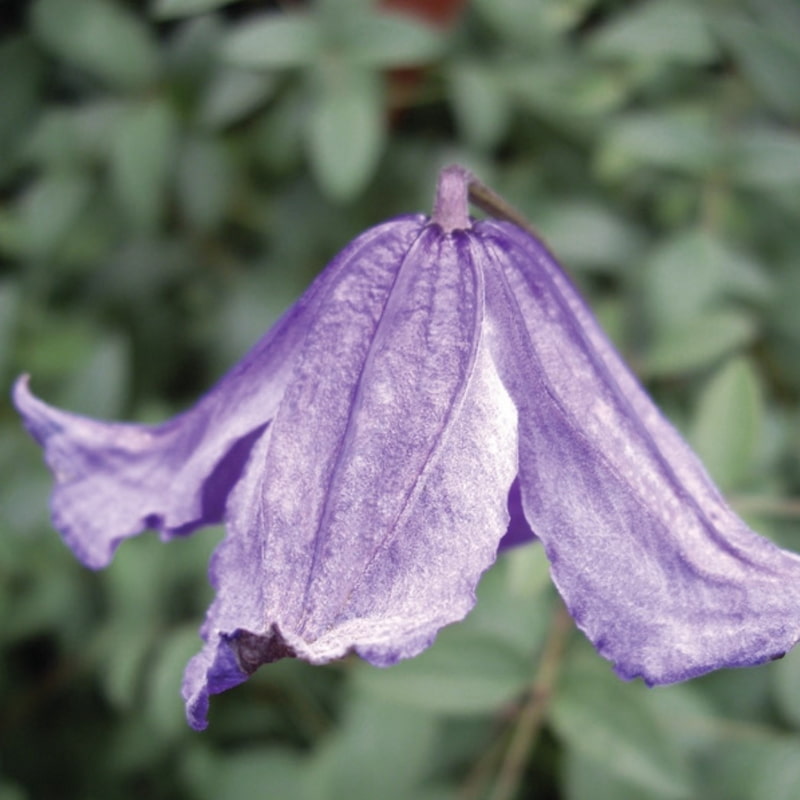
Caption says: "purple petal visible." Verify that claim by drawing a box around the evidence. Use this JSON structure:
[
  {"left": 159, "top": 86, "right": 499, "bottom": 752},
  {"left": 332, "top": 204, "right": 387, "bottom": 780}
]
[
  {"left": 479, "top": 219, "right": 800, "bottom": 685},
  {"left": 498, "top": 478, "right": 537, "bottom": 552},
  {"left": 183, "top": 224, "right": 518, "bottom": 729},
  {"left": 12, "top": 217, "right": 426, "bottom": 568}
]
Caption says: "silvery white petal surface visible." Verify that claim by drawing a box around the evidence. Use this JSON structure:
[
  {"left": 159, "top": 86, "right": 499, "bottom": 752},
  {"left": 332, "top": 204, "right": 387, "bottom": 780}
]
[{"left": 478, "top": 219, "right": 800, "bottom": 684}]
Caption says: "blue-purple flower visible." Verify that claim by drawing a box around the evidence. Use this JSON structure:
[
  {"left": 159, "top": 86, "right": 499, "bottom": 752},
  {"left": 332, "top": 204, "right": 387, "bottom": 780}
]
[{"left": 13, "top": 166, "right": 800, "bottom": 730}]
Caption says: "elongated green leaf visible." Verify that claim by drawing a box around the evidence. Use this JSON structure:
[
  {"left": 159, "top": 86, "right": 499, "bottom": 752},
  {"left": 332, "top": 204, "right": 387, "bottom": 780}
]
[
  {"left": 644, "top": 229, "right": 771, "bottom": 332},
  {"left": 699, "top": 736, "right": 800, "bottom": 800},
  {"left": 730, "top": 128, "right": 800, "bottom": 190},
  {"left": 0, "top": 282, "right": 19, "bottom": 382},
  {"left": 771, "top": 646, "right": 800, "bottom": 731},
  {"left": 597, "top": 110, "right": 720, "bottom": 180},
  {"left": 448, "top": 62, "right": 510, "bottom": 150},
  {"left": 643, "top": 310, "right": 757, "bottom": 377},
  {"left": 109, "top": 99, "right": 177, "bottom": 232},
  {"left": 18, "top": 170, "right": 93, "bottom": 258},
  {"left": 473, "top": 0, "right": 591, "bottom": 47},
  {"left": 176, "top": 137, "right": 234, "bottom": 230},
  {"left": 199, "top": 68, "right": 275, "bottom": 129},
  {"left": 223, "top": 14, "right": 321, "bottom": 69},
  {"left": 343, "top": 13, "right": 443, "bottom": 68},
  {"left": 146, "top": 626, "right": 205, "bottom": 740},
  {"left": 154, "top": 0, "right": 237, "bottom": 20},
  {"left": 99, "top": 623, "right": 155, "bottom": 711},
  {"left": 536, "top": 202, "right": 641, "bottom": 271},
  {"left": 551, "top": 648, "right": 694, "bottom": 798},
  {"left": 590, "top": 0, "right": 716, "bottom": 64},
  {"left": 690, "top": 357, "right": 763, "bottom": 491},
  {"left": 58, "top": 334, "right": 129, "bottom": 419},
  {"left": 306, "top": 696, "right": 436, "bottom": 800},
  {"left": 201, "top": 749, "right": 310, "bottom": 800},
  {"left": 307, "top": 67, "right": 384, "bottom": 200},
  {"left": 31, "top": 0, "right": 158, "bottom": 89},
  {"left": 0, "top": 39, "right": 44, "bottom": 176},
  {"left": 713, "top": 14, "right": 800, "bottom": 119},
  {"left": 564, "top": 750, "right": 678, "bottom": 800},
  {"left": 353, "top": 626, "right": 533, "bottom": 714},
  {"left": 503, "top": 59, "right": 627, "bottom": 127},
  {"left": 26, "top": 102, "right": 123, "bottom": 168}
]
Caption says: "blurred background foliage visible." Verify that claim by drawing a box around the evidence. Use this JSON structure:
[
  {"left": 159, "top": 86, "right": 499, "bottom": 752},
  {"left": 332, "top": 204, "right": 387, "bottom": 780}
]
[{"left": 2, "top": 0, "right": 800, "bottom": 797}]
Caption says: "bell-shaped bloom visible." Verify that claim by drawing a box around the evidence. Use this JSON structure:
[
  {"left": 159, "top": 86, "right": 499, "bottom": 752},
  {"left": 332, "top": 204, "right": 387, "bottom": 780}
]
[{"left": 13, "top": 166, "right": 800, "bottom": 730}]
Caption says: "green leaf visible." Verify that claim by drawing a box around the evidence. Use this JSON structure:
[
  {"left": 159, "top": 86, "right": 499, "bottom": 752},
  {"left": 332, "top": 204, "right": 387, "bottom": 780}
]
[
  {"left": 643, "top": 229, "right": 771, "bottom": 332},
  {"left": 252, "top": 89, "right": 307, "bottom": 175},
  {"left": 447, "top": 62, "right": 510, "bottom": 150},
  {"left": 730, "top": 127, "right": 800, "bottom": 191},
  {"left": 503, "top": 59, "right": 627, "bottom": 128},
  {"left": 154, "top": 0, "right": 237, "bottom": 20},
  {"left": 699, "top": 736, "right": 800, "bottom": 800},
  {"left": 0, "top": 39, "right": 44, "bottom": 177},
  {"left": 99, "top": 623, "right": 155, "bottom": 710},
  {"left": 31, "top": 0, "right": 158, "bottom": 89},
  {"left": 473, "top": 0, "right": 591, "bottom": 48},
  {"left": 307, "top": 67, "right": 384, "bottom": 200},
  {"left": 353, "top": 626, "right": 532, "bottom": 715},
  {"left": 110, "top": 98, "right": 178, "bottom": 232},
  {"left": 18, "top": 316, "right": 96, "bottom": 378},
  {"left": 223, "top": 14, "right": 321, "bottom": 69},
  {"left": 342, "top": 13, "right": 444, "bottom": 68},
  {"left": 57, "top": 334, "right": 129, "bottom": 420},
  {"left": 199, "top": 68, "right": 276, "bottom": 129},
  {"left": 590, "top": 0, "right": 716, "bottom": 64},
  {"left": 536, "top": 202, "right": 642, "bottom": 271},
  {"left": 204, "top": 749, "right": 310, "bottom": 800},
  {"left": 145, "top": 626, "right": 204, "bottom": 740},
  {"left": 176, "top": 137, "right": 234, "bottom": 230},
  {"left": 643, "top": 310, "right": 757, "bottom": 377},
  {"left": 564, "top": 749, "right": 678, "bottom": 800},
  {"left": 18, "top": 170, "right": 93, "bottom": 259},
  {"left": 713, "top": 13, "right": 800, "bottom": 119},
  {"left": 25, "top": 102, "right": 123, "bottom": 168},
  {"left": 597, "top": 110, "right": 720, "bottom": 180},
  {"left": 306, "top": 696, "right": 436, "bottom": 800},
  {"left": 551, "top": 647, "right": 694, "bottom": 798},
  {"left": 0, "top": 282, "right": 19, "bottom": 381},
  {"left": 690, "top": 357, "right": 763, "bottom": 491},
  {"left": 770, "top": 644, "right": 800, "bottom": 730}
]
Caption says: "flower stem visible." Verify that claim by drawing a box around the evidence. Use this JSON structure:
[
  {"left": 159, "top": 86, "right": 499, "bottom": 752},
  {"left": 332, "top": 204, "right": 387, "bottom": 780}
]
[
  {"left": 486, "top": 601, "right": 573, "bottom": 800},
  {"left": 433, "top": 165, "right": 473, "bottom": 232},
  {"left": 466, "top": 176, "right": 543, "bottom": 240}
]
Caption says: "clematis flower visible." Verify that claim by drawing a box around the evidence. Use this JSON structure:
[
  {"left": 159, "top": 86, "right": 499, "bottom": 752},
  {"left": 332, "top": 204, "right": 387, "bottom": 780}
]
[{"left": 13, "top": 166, "right": 800, "bottom": 731}]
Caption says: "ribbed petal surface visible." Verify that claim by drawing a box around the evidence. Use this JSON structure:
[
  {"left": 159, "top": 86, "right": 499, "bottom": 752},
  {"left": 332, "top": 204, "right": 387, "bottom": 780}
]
[
  {"left": 183, "top": 226, "right": 518, "bottom": 729},
  {"left": 478, "top": 220, "right": 800, "bottom": 685},
  {"left": 12, "top": 217, "right": 425, "bottom": 568}
]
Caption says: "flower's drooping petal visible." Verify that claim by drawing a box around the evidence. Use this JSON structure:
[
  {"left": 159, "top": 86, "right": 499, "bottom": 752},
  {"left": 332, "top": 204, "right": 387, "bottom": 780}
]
[
  {"left": 479, "top": 220, "right": 800, "bottom": 685},
  {"left": 183, "top": 226, "right": 518, "bottom": 729},
  {"left": 13, "top": 217, "right": 426, "bottom": 568}
]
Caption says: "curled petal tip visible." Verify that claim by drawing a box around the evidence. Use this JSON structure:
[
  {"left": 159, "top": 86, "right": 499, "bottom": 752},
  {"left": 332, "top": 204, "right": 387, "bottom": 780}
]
[{"left": 13, "top": 372, "right": 30, "bottom": 393}]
